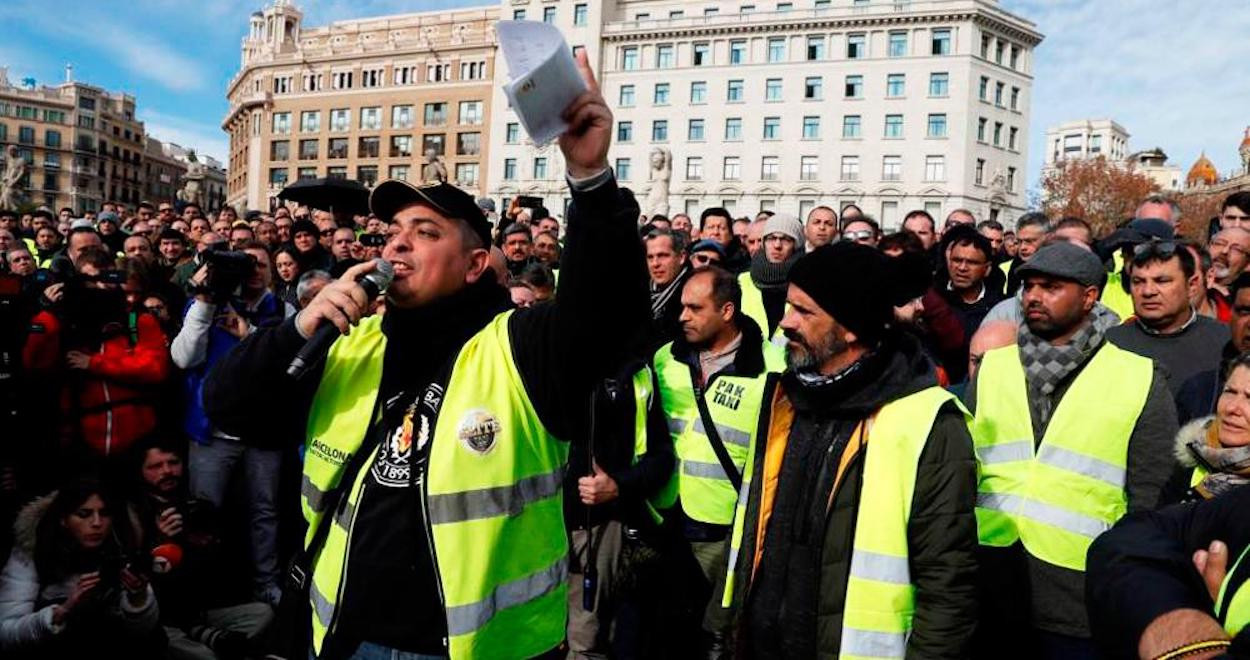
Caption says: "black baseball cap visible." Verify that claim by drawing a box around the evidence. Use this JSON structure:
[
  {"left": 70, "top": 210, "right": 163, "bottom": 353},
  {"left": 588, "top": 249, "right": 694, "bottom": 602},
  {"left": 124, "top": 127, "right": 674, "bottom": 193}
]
[{"left": 370, "top": 180, "right": 492, "bottom": 246}]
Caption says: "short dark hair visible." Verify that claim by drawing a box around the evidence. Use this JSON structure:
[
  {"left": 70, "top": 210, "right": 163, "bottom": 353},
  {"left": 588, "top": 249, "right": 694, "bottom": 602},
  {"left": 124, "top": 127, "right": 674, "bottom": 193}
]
[
  {"left": 902, "top": 210, "right": 935, "bottom": 232},
  {"left": 843, "top": 216, "right": 881, "bottom": 237},
  {"left": 700, "top": 207, "right": 732, "bottom": 226},
  {"left": 1017, "top": 212, "right": 1051, "bottom": 233},
  {"left": 518, "top": 262, "right": 555, "bottom": 290},
  {"left": 1231, "top": 272, "right": 1250, "bottom": 300},
  {"left": 1053, "top": 217, "right": 1094, "bottom": 242},
  {"left": 878, "top": 231, "right": 926, "bottom": 255},
  {"left": 1132, "top": 241, "right": 1196, "bottom": 279},
  {"left": 137, "top": 202, "right": 155, "bottom": 212},
  {"left": 687, "top": 265, "right": 741, "bottom": 313},
  {"left": 948, "top": 232, "right": 994, "bottom": 262},
  {"left": 75, "top": 245, "right": 115, "bottom": 271},
  {"left": 645, "top": 228, "right": 688, "bottom": 254},
  {"left": 977, "top": 220, "right": 1004, "bottom": 233},
  {"left": 1225, "top": 192, "right": 1250, "bottom": 217},
  {"left": 649, "top": 214, "right": 669, "bottom": 225},
  {"left": 58, "top": 207, "right": 74, "bottom": 215}
]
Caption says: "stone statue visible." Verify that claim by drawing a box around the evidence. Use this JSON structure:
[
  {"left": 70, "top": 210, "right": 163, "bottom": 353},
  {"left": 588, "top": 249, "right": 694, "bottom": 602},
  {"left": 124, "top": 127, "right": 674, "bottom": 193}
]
[
  {"left": 422, "top": 148, "right": 448, "bottom": 184},
  {"left": 645, "top": 147, "right": 672, "bottom": 217},
  {"left": 0, "top": 145, "right": 29, "bottom": 210},
  {"left": 177, "top": 149, "right": 206, "bottom": 207}
]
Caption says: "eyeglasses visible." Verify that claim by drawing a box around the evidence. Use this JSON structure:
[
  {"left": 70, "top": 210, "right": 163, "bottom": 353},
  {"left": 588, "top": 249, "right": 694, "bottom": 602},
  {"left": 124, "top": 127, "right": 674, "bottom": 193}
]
[
  {"left": 691, "top": 253, "right": 721, "bottom": 266},
  {"left": 843, "top": 230, "right": 875, "bottom": 242},
  {"left": 1132, "top": 239, "right": 1179, "bottom": 261},
  {"left": 1211, "top": 238, "right": 1249, "bottom": 257}
]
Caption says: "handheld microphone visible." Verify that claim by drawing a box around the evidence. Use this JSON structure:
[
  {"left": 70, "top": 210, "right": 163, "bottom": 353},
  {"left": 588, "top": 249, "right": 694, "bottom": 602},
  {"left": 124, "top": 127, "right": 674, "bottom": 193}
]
[{"left": 287, "top": 258, "right": 394, "bottom": 380}]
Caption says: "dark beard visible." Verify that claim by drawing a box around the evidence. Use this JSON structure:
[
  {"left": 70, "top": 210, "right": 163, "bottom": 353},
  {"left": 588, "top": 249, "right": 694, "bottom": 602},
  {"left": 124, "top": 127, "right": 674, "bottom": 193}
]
[{"left": 783, "top": 329, "right": 848, "bottom": 372}]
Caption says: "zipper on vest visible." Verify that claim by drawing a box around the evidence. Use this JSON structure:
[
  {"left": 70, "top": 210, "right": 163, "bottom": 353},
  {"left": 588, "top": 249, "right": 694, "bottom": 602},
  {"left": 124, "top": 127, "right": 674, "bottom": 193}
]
[{"left": 420, "top": 472, "right": 448, "bottom": 642}]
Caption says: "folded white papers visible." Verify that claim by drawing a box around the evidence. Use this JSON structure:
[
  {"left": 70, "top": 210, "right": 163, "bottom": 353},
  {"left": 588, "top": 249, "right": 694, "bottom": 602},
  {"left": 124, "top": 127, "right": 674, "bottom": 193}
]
[{"left": 497, "top": 20, "right": 588, "bottom": 146}]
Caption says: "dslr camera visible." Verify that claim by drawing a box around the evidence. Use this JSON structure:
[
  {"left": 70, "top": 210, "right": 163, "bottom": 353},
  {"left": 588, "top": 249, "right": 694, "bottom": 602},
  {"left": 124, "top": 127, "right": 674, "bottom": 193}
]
[{"left": 190, "top": 243, "right": 257, "bottom": 303}]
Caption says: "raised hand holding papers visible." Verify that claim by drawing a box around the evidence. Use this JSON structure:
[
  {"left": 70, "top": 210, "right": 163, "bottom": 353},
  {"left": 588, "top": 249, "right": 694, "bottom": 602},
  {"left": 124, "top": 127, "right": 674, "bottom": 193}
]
[{"left": 497, "top": 20, "right": 589, "bottom": 146}]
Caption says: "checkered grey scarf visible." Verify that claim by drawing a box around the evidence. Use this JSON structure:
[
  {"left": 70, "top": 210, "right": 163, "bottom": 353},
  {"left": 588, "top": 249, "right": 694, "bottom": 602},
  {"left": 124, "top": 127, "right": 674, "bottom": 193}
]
[{"left": 1017, "top": 305, "right": 1119, "bottom": 426}]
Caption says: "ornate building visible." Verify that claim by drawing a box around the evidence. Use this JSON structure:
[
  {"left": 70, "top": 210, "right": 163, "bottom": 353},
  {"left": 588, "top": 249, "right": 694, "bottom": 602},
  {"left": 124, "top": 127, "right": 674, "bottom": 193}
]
[{"left": 1184, "top": 129, "right": 1250, "bottom": 195}]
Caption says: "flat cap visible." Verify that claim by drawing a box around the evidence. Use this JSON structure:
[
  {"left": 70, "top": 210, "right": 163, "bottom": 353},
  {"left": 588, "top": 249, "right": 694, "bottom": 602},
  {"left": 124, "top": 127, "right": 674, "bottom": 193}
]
[{"left": 1016, "top": 242, "right": 1105, "bottom": 288}]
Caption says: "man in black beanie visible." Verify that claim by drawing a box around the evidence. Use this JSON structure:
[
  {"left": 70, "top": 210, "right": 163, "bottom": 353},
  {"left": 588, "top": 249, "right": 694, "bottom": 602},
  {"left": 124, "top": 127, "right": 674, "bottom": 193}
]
[{"left": 721, "top": 242, "right": 978, "bottom": 659}]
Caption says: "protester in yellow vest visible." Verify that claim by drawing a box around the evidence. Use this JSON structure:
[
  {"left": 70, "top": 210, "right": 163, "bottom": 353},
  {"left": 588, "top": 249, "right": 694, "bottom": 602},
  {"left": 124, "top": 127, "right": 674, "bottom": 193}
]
[
  {"left": 203, "top": 53, "right": 649, "bottom": 660},
  {"left": 966, "top": 241, "right": 1181, "bottom": 659},
  {"left": 725, "top": 242, "right": 979, "bottom": 659},
  {"left": 653, "top": 265, "right": 783, "bottom": 658},
  {"left": 739, "top": 213, "right": 803, "bottom": 344},
  {"left": 1088, "top": 482, "right": 1250, "bottom": 657}
]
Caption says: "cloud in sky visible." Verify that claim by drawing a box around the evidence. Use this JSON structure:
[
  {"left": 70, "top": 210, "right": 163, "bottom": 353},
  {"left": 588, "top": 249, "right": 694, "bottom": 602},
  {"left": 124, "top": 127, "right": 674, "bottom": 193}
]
[{"left": 140, "top": 110, "right": 231, "bottom": 164}]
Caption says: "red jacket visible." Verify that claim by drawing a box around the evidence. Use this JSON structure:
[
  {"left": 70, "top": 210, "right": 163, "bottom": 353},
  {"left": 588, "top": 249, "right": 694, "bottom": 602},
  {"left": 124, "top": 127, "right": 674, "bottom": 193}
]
[{"left": 23, "top": 310, "right": 170, "bottom": 457}]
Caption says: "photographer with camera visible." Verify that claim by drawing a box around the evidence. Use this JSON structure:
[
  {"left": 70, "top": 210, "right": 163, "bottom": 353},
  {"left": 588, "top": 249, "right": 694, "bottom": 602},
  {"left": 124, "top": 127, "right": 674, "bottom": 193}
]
[
  {"left": 170, "top": 239, "right": 294, "bottom": 606},
  {"left": 129, "top": 436, "right": 275, "bottom": 660},
  {"left": 0, "top": 479, "right": 162, "bottom": 657},
  {"left": 23, "top": 245, "right": 171, "bottom": 463}
]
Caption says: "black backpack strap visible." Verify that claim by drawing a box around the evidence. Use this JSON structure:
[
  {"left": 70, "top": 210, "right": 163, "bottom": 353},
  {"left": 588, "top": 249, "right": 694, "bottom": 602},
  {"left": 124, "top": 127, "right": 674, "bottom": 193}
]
[{"left": 692, "top": 379, "right": 743, "bottom": 492}]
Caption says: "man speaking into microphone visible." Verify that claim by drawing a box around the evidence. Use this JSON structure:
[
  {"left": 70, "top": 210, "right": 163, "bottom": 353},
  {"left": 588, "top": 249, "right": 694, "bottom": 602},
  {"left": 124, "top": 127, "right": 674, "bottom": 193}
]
[{"left": 204, "top": 51, "right": 646, "bottom": 660}]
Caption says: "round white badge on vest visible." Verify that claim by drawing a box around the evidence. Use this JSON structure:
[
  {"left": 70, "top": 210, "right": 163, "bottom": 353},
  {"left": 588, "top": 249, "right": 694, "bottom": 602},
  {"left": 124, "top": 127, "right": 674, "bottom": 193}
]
[{"left": 458, "top": 410, "right": 501, "bottom": 455}]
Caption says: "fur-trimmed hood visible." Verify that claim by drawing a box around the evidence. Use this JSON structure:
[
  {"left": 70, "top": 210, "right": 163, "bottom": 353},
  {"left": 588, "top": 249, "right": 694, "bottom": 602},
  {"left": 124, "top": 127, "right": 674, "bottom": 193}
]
[
  {"left": 11, "top": 492, "right": 57, "bottom": 557},
  {"left": 1175, "top": 415, "right": 1214, "bottom": 468}
]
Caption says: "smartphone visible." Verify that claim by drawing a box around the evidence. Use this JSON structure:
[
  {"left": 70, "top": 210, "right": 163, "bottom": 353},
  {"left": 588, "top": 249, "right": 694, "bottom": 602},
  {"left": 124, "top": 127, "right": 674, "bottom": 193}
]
[
  {"left": 516, "top": 195, "right": 544, "bottom": 210},
  {"left": 360, "top": 233, "right": 387, "bottom": 248}
]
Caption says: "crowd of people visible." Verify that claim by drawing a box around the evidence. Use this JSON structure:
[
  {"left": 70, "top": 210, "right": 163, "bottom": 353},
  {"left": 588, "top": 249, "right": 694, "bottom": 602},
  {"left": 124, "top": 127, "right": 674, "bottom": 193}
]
[{"left": 3, "top": 52, "right": 1250, "bottom": 660}]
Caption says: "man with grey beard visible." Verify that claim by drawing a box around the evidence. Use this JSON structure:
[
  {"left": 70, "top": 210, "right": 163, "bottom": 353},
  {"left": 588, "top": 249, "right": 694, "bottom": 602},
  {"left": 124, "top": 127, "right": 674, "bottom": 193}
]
[
  {"left": 721, "top": 242, "right": 978, "bottom": 659},
  {"left": 1206, "top": 226, "right": 1250, "bottom": 320}
]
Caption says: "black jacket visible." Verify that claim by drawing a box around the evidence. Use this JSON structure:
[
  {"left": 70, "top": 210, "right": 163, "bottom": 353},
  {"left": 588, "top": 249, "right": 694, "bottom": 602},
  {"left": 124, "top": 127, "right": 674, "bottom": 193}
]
[
  {"left": 1087, "top": 487, "right": 1250, "bottom": 658},
  {"left": 730, "top": 332, "right": 979, "bottom": 659}
]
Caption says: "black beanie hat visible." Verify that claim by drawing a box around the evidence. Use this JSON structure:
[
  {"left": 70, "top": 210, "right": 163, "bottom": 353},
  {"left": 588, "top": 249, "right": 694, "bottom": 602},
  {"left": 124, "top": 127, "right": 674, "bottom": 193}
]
[
  {"left": 886, "top": 251, "right": 932, "bottom": 305},
  {"left": 788, "top": 242, "right": 894, "bottom": 342},
  {"left": 292, "top": 219, "right": 318, "bottom": 238}
]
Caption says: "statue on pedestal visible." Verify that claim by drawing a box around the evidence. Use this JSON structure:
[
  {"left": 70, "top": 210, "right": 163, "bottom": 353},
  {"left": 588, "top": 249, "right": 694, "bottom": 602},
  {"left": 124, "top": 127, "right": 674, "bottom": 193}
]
[
  {"left": 645, "top": 146, "right": 672, "bottom": 218},
  {"left": 0, "top": 145, "right": 29, "bottom": 210},
  {"left": 177, "top": 150, "right": 205, "bottom": 208},
  {"left": 422, "top": 148, "right": 448, "bottom": 184}
]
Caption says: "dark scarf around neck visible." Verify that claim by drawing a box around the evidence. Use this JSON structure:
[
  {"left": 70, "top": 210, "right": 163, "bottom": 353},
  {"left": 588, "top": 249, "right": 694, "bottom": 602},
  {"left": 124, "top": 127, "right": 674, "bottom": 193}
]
[{"left": 750, "top": 248, "right": 803, "bottom": 291}]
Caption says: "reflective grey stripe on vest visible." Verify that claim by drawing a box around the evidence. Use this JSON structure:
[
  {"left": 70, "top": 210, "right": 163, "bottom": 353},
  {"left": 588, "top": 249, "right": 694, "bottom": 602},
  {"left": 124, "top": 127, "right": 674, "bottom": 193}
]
[
  {"left": 976, "top": 440, "right": 1033, "bottom": 465},
  {"left": 841, "top": 627, "right": 906, "bottom": 659},
  {"left": 1036, "top": 444, "right": 1126, "bottom": 489},
  {"left": 682, "top": 459, "right": 729, "bottom": 480},
  {"left": 427, "top": 466, "right": 565, "bottom": 525},
  {"left": 849, "top": 550, "right": 911, "bottom": 585},
  {"left": 667, "top": 418, "right": 687, "bottom": 435},
  {"left": 445, "top": 555, "right": 568, "bottom": 637},
  {"left": 333, "top": 500, "right": 355, "bottom": 533},
  {"left": 692, "top": 416, "right": 751, "bottom": 449},
  {"left": 976, "top": 492, "right": 1109, "bottom": 539},
  {"left": 302, "top": 474, "right": 332, "bottom": 512},
  {"left": 310, "top": 580, "right": 334, "bottom": 627}
]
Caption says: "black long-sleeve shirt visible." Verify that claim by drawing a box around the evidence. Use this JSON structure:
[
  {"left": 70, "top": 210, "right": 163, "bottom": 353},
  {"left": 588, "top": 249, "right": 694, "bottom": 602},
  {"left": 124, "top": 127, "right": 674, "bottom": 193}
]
[{"left": 204, "top": 178, "right": 646, "bottom": 655}]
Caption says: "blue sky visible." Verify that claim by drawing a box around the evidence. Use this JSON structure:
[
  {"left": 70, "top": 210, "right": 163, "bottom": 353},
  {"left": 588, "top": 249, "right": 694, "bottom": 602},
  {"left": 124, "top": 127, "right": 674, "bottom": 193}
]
[{"left": 4, "top": 0, "right": 1248, "bottom": 190}]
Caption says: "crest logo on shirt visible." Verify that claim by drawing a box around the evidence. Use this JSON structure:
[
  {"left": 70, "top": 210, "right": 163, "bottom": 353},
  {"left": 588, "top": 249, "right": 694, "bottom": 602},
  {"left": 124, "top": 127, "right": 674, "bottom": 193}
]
[
  {"left": 458, "top": 410, "right": 501, "bottom": 455},
  {"left": 371, "top": 401, "right": 430, "bottom": 487}
]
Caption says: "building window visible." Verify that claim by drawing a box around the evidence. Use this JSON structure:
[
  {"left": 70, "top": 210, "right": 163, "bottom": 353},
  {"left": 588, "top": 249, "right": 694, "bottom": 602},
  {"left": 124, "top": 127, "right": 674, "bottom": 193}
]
[
  {"left": 1007, "top": 167, "right": 1016, "bottom": 191},
  {"left": 767, "top": 37, "right": 786, "bottom": 63},
  {"left": 929, "top": 72, "right": 949, "bottom": 97},
  {"left": 427, "top": 63, "right": 451, "bottom": 82},
  {"left": 543, "top": 6, "right": 556, "bottom": 23},
  {"left": 995, "top": 82, "right": 1005, "bottom": 106},
  {"left": 273, "top": 76, "right": 292, "bottom": 94},
  {"left": 843, "top": 115, "right": 862, "bottom": 138},
  {"left": 761, "top": 156, "right": 779, "bottom": 181},
  {"left": 993, "top": 122, "right": 1003, "bottom": 146},
  {"left": 617, "top": 121, "right": 633, "bottom": 142},
  {"left": 763, "top": 117, "right": 781, "bottom": 140},
  {"left": 882, "top": 155, "right": 902, "bottom": 181},
  {"left": 975, "top": 158, "right": 985, "bottom": 185},
  {"left": 455, "top": 163, "right": 479, "bottom": 187},
  {"left": 270, "top": 140, "right": 289, "bottom": 161},
  {"left": 330, "top": 108, "right": 350, "bottom": 132},
  {"left": 889, "top": 31, "right": 909, "bottom": 57},
  {"left": 725, "top": 117, "right": 742, "bottom": 140},
  {"left": 777, "top": 2, "right": 792, "bottom": 9},
  {"left": 688, "top": 119, "right": 705, "bottom": 141},
  {"left": 302, "top": 73, "right": 322, "bottom": 92},
  {"left": 456, "top": 132, "right": 481, "bottom": 156},
  {"left": 886, "top": 73, "right": 905, "bottom": 97},
  {"left": 884, "top": 114, "right": 904, "bottom": 138},
  {"left": 458, "top": 101, "right": 483, "bottom": 125},
  {"left": 690, "top": 81, "right": 707, "bottom": 104},
  {"left": 686, "top": 157, "right": 703, "bottom": 180},
  {"left": 807, "top": 36, "right": 825, "bottom": 61},
  {"left": 1011, "top": 86, "right": 1020, "bottom": 110},
  {"left": 1011, "top": 45, "right": 1021, "bottom": 69},
  {"left": 513, "top": 8, "right": 526, "bottom": 20},
  {"left": 424, "top": 103, "right": 447, "bottom": 126},
  {"left": 847, "top": 33, "right": 866, "bottom": 59},
  {"left": 979, "top": 76, "right": 989, "bottom": 100},
  {"left": 977, "top": 117, "right": 988, "bottom": 142},
  {"left": 727, "top": 80, "right": 744, "bottom": 102},
  {"left": 534, "top": 157, "right": 548, "bottom": 179},
  {"left": 730, "top": 40, "right": 747, "bottom": 65},
  {"left": 574, "top": 4, "right": 588, "bottom": 26},
  {"left": 391, "top": 105, "right": 414, "bottom": 129},
  {"left": 981, "top": 34, "right": 992, "bottom": 58},
  {"left": 45, "top": 130, "right": 61, "bottom": 148},
  {"left": 300, "top": 111, "right": 320, "bottom": 133},
  {"left": 1090, "top": 135, "right": 1103, "bottom": 153},
  {"left": 299, "top": 139, "right": 319, "bottom": 160},
  {"left": 840, "top": 155, "right": 860, "bottom": 181},
  {"left": 616, "top": 158, "right": 631, "bottom": 180},
  {"left": 670, "top": 9, "right": 684, "bottom": 17},
  {"left": 619, "top": 85, "right": 635, "bottom": 107},
  {"left": 652, "top": 120, "right": 668, "bottom": 141},
  {"left": 357, "top": 136, "right": 379, "bottom": 159},
  {"left": 765, "top": 78, "right": 782, "bottom": 102},
  {"left": 932, "top": 28, "right": 952, "bottom": 55},
  {"left": 927, "top": 114, "right": 947, "bottom": 137},
  {"left": 505, "top": 123, "right": 520, "bottom": 144},
  {"left": 723, "top": 156, "right": 741, "bottom": 180},
  {"left": 298, "top": 167, "right": 318, "bottom": 180},
  {"left": 995, "top": 41, "right": 1006, "bottom": 64},
  {"left": 845, "top": 75, "right": 863, "bottom": 98},
  {"left": 693, "top": 43, "right": 710, "bottom": 66},
  {"left": 802, "top": 116, "right": 820, "bottom": 139},
  {"left": 389, "top": 165, "right": 410, "bottom": 181},
  {"left": 654, "top": 83, "right": 670, "bottom": 105},
  {"left": 804, "top": 76, "right": 822, "bottom": 100},
  {"left": 357, "top": 165, "right": 378, "bottom": 187},
  {"left": 271, "top": 112, "right": 291, "bottom": 135},
  {"left": 360, "top": 107, "right": 381, "bottom": 130},
  {"left": 925, "top": 155, "right": 945, "bottom": 181},
  {"left": 800, "top": 156, "right": 818, "bottom": 181},
  {"left": 332, "top": 71, "right": 352, "bottom": 89},
  {"left": 390, "top": 135, "right": 413, "bottom": 158},
  {"left": 460, "top": 61, "right": 486, "bottom": 81},
  {"left": 423, "top": 134, "right": 445, "bottom": 155},
  {"left": 657, "top": 44, "right": 675, "bottom": 68},
  {"left": 328, "top": 137, "right": 348, "bottom": 158},
  {"left": 362, "top": 68, "right": 383, "bottom": 88},
  {"left": 622, "top": 47, "right": 639, "bottom": 70},
  {"left": 395, "top": 65, "right": 418, "bottom": 85},
  {"left": 269, "top": 168, "right": 288, "bottom": 186},
  {"left": 1009, "top": 127, "right": 1019, "bottom": 150},
  {"left": 503, "top": 158, "right": 517, "bottom": 180}
]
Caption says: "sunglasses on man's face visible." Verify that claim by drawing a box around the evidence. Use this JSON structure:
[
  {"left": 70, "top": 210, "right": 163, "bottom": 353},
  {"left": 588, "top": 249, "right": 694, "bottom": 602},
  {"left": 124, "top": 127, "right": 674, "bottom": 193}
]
[
  {"left": 843, "top": 230, "right": 875, "bottom": 242},
  {"left": 691, "top": 253, "right": 721, "bottom": 266}
]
